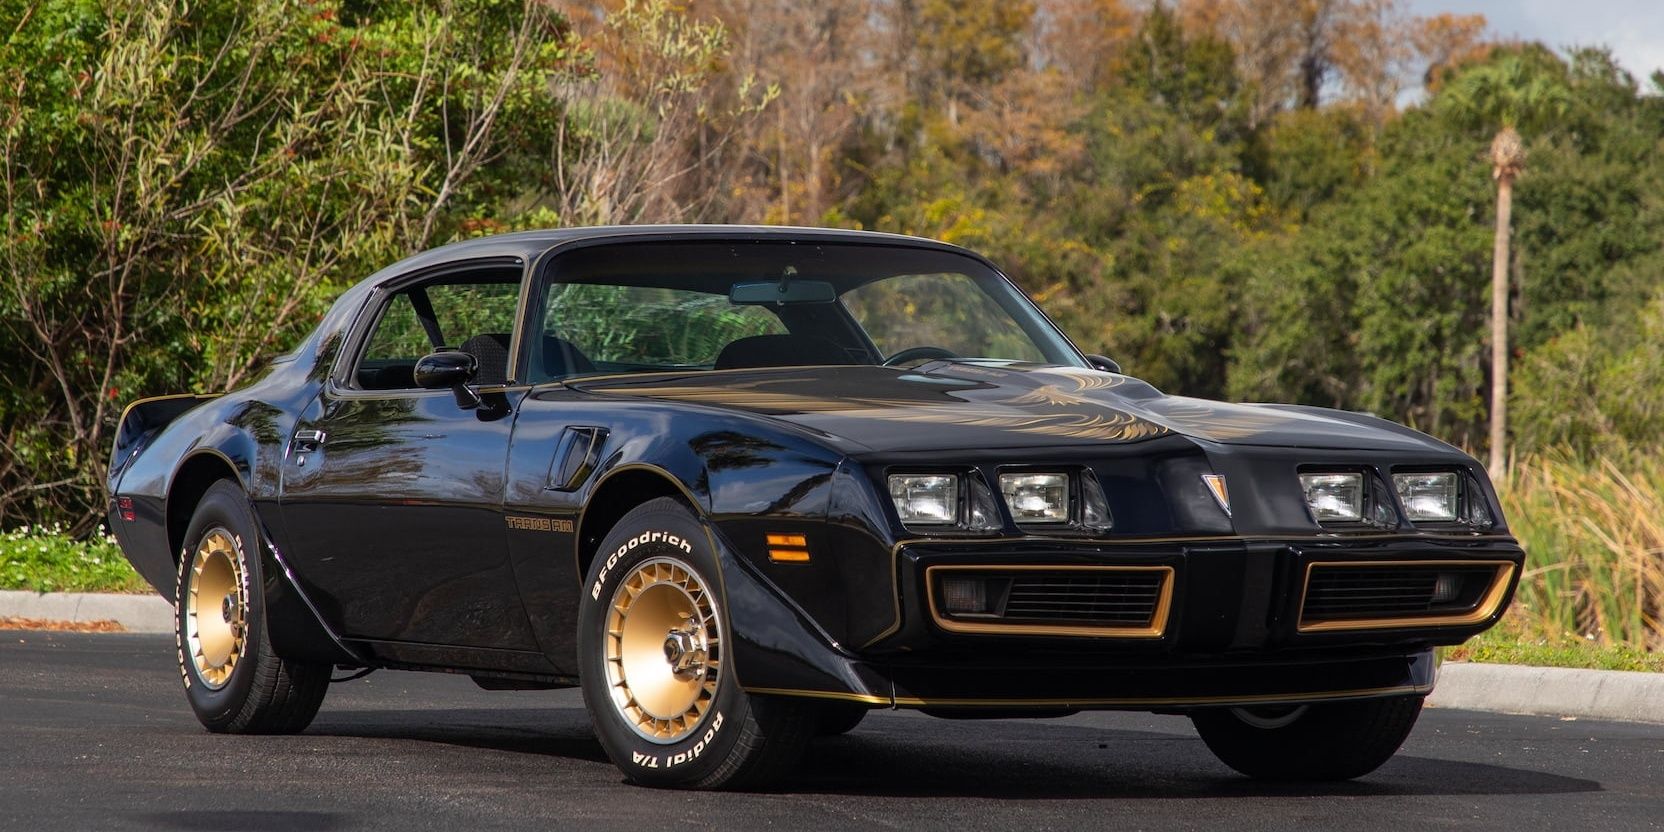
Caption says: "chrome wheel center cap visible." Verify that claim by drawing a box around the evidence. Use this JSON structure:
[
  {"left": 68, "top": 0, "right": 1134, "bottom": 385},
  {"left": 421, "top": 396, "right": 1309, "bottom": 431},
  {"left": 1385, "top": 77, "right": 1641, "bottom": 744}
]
[
  {"left": 662, "top": 622, "right": 707, "bottom": 679},
  {"left": 221, "top": 593, "right": 240, "bottom": 624}
]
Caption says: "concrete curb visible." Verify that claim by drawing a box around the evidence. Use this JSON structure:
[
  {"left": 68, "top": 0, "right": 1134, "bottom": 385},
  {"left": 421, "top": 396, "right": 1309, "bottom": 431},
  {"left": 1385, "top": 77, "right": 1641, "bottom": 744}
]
[
  {"left": 1430, "top": 661, "right": 1664, "bottom": 725},
  {"left": 0, "top": 589, "right": 174, "bottom": 633},
  {"left": 2, "top": 591, "right": 1661, "bottom": 724}
]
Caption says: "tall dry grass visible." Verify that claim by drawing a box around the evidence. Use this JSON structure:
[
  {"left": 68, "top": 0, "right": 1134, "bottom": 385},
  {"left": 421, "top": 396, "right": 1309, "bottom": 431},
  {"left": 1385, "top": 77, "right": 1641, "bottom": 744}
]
[{"left": 1500, "top": 454, "right": 1664, "bottom": 650}]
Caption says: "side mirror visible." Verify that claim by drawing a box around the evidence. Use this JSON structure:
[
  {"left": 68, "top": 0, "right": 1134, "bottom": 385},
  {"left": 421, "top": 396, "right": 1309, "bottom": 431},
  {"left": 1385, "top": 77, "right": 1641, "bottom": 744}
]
[
  {"left": 415, "top": 350, "right": 477, "bottom": 388},
  {"left": 415, "top": 350, "right": 482, "bottom": 409},
  {"left": 1085, "top": 353, "right": 1122, "bottom": 374}
]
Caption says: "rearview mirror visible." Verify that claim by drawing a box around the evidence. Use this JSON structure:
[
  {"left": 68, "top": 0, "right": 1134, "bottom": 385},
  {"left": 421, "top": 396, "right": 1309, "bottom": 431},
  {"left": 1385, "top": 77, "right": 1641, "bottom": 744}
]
[
  {"left": 730, "top": 279, "right": 836, "bottom": 305},
  {"left": 1086, "top": 354, "right": 1122, "bottom": 374}
]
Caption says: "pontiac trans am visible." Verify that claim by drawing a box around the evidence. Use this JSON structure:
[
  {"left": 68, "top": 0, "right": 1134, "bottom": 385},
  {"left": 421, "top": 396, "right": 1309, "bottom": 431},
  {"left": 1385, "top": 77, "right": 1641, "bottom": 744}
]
[{"left": 107, "top": 225, "right": 1524, "bottom": 788}]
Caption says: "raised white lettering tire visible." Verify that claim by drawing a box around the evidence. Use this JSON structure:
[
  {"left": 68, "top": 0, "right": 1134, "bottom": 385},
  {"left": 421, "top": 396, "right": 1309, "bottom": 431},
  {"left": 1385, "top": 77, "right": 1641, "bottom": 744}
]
[
  {"left": 578, "top": 497, "right": 816, "bottom": 788},
  {"left": 175, "top": 480, "right": 329, "bottom": 733}
]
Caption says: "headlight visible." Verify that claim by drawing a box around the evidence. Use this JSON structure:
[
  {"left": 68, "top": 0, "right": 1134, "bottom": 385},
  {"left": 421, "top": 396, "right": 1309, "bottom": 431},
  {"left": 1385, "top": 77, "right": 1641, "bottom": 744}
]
[
  {"left": 889, "top": 474, "right": 958, "bottom": 525},
  {"left": 999, "top": 473, "right": 1070, "bottom": 523},
  {"left": 1300, "top": 473, "right": 1363, "bottom": 522},
  {"left": 1394, "top": 472, "right": 1459, "bottom": 522}
]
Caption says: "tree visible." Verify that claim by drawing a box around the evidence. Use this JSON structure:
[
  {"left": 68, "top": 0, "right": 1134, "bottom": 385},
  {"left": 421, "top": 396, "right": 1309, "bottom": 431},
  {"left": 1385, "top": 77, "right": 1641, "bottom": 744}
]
[
  {"left": 0, "top": 0, "right": 761, "bottom": 527},
  {"left": 1439, "top": 51, "right": 1570, "bottom": 473}
]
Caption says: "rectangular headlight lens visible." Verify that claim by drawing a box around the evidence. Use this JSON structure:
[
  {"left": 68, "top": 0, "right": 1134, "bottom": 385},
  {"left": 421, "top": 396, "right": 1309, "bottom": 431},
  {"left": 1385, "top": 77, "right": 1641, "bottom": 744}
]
[
  {"left": 1300, "top": 473, "right": 1363, "bottom": 522},
  {"left": 1394, "top": 472, "right": 1459, "bottom": 522},
  {"left": 1000, "top": 473, "right": 1070, "bottom": 523},
  {"left": 889, "top": 474, "right": 959, "bottom": 525}
]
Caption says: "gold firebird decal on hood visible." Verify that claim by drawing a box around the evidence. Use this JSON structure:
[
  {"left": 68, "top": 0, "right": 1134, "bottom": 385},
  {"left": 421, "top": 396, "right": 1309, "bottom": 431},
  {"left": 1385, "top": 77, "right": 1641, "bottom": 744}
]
[{"left": 589, "top": 366, "right": 1298, "bottom": 444}]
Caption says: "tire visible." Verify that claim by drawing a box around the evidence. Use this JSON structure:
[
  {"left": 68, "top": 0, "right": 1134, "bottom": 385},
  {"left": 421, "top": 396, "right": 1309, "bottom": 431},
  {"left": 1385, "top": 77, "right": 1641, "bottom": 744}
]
[
  {"left": 1190, "top": 695, "right": 1424, "bottom": 781},
  {"left": 814, "top": 702, "right": 870, "bottom": 737},
  {"left": 578, "top": 497, "right": 817, "bottom": 789},
  {"left": 174, "top": 480, "right": 329, "bottom": 734}
]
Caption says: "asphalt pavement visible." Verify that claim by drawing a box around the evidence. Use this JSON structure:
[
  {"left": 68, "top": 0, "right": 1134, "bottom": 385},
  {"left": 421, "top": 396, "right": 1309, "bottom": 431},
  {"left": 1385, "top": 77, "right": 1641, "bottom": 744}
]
[{"left": 3, "top": 631, "right": 1660, "bottom": 831}]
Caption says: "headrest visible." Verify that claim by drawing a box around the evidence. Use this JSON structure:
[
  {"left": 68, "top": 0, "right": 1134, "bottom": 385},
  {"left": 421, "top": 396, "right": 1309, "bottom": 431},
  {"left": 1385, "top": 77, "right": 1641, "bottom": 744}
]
[{"left": 457, "top": 333, "right": 511, "bottom": 385}]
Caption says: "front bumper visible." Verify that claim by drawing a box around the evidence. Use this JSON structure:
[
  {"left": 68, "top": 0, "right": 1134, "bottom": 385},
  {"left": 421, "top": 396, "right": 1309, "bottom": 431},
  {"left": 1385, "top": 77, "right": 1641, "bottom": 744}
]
[
  {"left": 748, "top": 647, "right": 1437, "bottom": 711},
  {"left": 882, "top": 534, "right": 1523, "bottom": 654},
  {"left": 732, "top": 533, "right": 1520, "bottom": 710}
]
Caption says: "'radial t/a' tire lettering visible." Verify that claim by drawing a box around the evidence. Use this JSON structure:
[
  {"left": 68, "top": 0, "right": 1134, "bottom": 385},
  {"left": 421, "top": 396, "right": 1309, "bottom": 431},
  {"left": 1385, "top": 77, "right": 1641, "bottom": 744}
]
[{"left": 577, "top": 497, "right": 816, "bottom": 789}]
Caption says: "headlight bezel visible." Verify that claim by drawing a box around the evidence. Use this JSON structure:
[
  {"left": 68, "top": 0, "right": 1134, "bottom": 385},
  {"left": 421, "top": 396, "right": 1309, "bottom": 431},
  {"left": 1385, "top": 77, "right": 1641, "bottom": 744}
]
[
  {"left": 885, "top": 467, "right": 1114, "bottom": 534},
  {"left": 1389, "top": 466, "right": 1495, "bottom": 529},
  {"left": 886, "top": 469, "right": 1002, "bottom": 534},
  {"left": 887, "top": 473, "right": 961, "bottom": 527},
  {"left": 1298, "top": 471, "right": 1367, "bottom": 523},
  {"left": 1296, "top": 467, "right": 1400, "bottom": 529},
  {"left": 998, "top": 472, "right": 1073, "bottom": 525},
  {"left": 1296, "top": 465, "right": 1497, "bottom": 531},
  {"left": 1392, "top": 471, "right": 1460, "bottom": 522}
]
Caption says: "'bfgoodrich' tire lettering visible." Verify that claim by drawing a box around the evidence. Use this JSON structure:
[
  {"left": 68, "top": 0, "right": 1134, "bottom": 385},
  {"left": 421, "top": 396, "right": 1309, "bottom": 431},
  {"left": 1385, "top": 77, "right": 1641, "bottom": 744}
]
[
  {"left": 591, "top": 530, "right": 694, "bottom": 600},
  {"left": 577, "top": 498, "right": 815, "bottom": 788}
]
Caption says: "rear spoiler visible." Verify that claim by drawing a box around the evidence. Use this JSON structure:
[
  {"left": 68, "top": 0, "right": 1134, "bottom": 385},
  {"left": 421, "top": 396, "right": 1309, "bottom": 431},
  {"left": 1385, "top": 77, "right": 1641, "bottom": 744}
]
[{"left": 107, "top": 394, "right": 221, "bottom": 491}]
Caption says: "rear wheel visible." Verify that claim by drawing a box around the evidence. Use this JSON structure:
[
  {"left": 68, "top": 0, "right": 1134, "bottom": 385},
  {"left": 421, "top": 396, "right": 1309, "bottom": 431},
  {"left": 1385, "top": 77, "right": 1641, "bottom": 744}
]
[
  {"left": 578, "top": 498, "right": 817, "bottom": 789},
  {"left": 1190, "top": 695, "right": 1424, "bottom": 781},
  {"left": 175, "top": 480, "right": 329, "bottom": 734}
]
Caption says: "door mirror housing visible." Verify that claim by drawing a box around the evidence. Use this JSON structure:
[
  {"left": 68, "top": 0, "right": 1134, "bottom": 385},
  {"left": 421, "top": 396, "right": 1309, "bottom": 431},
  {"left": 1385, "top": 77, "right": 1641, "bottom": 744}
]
[
  {"left": 414, "top": 350, "right": 478, "bottom": 389},
  {"left": 415, "top": 350, "right": 483, "bottom": 409},
  {"left": 1085, "top": 353, "right": 1122, "bottom": 374}
]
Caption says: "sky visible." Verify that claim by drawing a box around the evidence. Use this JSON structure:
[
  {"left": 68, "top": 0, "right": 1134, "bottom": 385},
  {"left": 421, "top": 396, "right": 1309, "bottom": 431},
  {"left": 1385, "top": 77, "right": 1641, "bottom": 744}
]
[{"left": 1407, "top": 0, "right": 1664, "bottom": 83}]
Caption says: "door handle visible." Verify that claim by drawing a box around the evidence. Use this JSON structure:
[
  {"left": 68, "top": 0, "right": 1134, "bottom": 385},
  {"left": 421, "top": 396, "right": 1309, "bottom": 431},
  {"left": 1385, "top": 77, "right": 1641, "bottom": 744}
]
[{"left": 292, "top": 429, "right": 327, "bottom": 452}]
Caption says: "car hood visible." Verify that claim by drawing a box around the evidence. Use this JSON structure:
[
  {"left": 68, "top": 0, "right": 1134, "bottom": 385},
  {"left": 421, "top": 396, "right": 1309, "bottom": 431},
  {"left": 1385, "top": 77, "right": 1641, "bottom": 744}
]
[{"left": 571, "top": 363, "right": 1444, "bottom": 454}]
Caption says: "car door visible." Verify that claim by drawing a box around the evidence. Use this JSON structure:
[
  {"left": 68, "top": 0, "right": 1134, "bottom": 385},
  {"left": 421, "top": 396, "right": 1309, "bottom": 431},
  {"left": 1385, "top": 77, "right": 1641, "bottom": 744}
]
[{"left": 278, "top": 262, "right": 541, "bottom": 653}]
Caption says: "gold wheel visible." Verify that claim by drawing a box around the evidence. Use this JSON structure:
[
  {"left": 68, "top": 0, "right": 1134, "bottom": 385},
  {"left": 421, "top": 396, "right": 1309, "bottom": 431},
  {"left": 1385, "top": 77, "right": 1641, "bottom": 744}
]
[
  {"left": 603, "top": 556, "right": 722, "bottom": 744},
  {"left": 184, "top": 528, "right": 246, "bottom": 690}
]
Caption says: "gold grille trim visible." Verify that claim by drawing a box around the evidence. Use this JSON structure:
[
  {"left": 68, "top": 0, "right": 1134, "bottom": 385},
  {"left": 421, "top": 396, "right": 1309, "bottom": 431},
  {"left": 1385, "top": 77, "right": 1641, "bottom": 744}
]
[
  {"left": 1296, "top": 560, "right": 1516, "bottom": 633},
  {"left": 925, "top": 564, "right": 1175, "bottom": 638}
]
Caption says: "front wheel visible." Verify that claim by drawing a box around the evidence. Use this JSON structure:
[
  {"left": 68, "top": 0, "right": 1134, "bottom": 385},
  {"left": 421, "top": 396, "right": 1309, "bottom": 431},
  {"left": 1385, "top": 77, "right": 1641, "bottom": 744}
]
[
  {"left": 578, "top": 498, "right": 817, "bottom": 789},
  {"left": 1190, "top": 695, "right": 1424, "bottom": 781},
  {"left": 175, "top": 480, "right": 330, "bottom": 734}
]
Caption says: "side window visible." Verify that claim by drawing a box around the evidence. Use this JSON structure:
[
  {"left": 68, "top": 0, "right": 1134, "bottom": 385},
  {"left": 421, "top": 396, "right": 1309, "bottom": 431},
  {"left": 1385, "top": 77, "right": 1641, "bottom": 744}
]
[
  {"left": 533, "top": 284, "right": 786, "bottom": 381},
  {"left": 841, "top": 273, "right": 1046, "bottom": 363},
  {"left": 353, "top": 272, "right": 521, "bottom": 390}
]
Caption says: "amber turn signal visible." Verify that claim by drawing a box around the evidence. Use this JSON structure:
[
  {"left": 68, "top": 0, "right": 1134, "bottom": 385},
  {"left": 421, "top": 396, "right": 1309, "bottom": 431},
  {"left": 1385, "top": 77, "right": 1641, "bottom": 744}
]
[{"left": 766, "top": 533, "right": 810, "bottom": 563}]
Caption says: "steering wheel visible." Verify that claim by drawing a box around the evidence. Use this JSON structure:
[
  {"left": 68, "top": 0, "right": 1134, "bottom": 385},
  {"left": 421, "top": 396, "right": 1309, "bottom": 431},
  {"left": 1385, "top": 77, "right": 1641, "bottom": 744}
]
[{"left": 882, "top": 345, "right": 959, "bottom": 367}]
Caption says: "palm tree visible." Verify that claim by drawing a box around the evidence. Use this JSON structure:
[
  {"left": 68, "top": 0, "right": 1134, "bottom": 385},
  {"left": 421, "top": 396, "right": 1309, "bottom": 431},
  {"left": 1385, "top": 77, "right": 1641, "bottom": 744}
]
[{"left": 1441, "top": 52, "right": 1570, "bottom": 475}]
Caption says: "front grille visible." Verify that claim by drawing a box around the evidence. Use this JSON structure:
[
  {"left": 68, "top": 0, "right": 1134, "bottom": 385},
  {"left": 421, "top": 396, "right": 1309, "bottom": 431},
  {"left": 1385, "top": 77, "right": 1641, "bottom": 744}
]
[
  {"left": 1002, "top": 573, "right": 1167, "bottom": 625},
  {"left": 1299, "top": 562, "right": 1511, "bottom": 631},
  {"left": 928, "top": 566, "right": 1173, "bottom": 637}
]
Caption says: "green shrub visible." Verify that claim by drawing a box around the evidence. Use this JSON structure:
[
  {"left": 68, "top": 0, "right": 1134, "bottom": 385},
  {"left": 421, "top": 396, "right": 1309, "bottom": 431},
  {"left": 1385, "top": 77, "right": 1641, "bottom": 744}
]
[{"left": 0, "top": 525, "right": 149, "bottom": 594}]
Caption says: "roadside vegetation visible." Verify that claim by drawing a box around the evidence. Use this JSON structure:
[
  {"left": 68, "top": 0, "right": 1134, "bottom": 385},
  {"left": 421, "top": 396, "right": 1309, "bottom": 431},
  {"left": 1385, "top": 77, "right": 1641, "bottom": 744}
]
[
  {"left": 1500, "top": 455, "right": 1664, "bottom": 653},
  {"left": 1, "top": 0, "right": 1661, "bottom": 657},
  {"left": 0, "top": 526, "right": 148, "bottom": 594}
]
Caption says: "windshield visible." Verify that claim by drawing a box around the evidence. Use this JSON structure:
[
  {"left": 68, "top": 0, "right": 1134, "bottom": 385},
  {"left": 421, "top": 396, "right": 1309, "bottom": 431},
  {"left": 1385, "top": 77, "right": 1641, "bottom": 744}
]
[{"left": 527, "top": 240, "right": 1084, "bottom": 382}]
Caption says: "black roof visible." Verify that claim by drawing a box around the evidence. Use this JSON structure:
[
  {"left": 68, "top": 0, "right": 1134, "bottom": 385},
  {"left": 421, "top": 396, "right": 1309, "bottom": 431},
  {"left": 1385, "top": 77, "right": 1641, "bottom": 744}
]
[{"left": 360, "top": 224, "right": 972, "bottom": 291}]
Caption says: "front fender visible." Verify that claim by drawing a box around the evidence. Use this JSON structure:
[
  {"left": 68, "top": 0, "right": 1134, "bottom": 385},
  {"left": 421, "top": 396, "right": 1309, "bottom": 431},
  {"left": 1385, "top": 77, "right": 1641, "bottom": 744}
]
[{"left": 710, "top": 523, "right": 890, "bottom": 703}]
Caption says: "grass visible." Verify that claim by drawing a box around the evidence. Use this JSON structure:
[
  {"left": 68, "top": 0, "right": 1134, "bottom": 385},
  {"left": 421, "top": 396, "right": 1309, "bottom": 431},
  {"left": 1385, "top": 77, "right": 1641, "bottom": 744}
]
[
  {"left": 1446, "top": 617, "right": 1664, "bottom": 673},
  {"left": 1500, "top": 453, "right": 1664, "bottom": 652},
  {"left": 0, "top": 524, "right": 150, "bottom": 594}
]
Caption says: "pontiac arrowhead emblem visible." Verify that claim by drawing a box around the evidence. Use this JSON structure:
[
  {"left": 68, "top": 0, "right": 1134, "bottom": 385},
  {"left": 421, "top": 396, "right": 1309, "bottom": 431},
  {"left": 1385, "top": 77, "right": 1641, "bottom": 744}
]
[{"left": 1201, "top": 474, "right": 1231, "bottom": 517}]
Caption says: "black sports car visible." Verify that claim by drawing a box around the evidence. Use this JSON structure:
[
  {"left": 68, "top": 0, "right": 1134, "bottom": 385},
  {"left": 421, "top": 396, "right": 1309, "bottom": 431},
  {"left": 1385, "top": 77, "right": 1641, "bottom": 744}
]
[{"left": 107, "top": 225, "right": 1523, "bottom": 788}]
